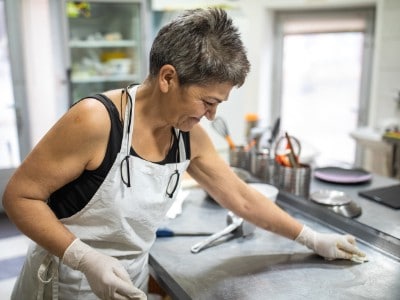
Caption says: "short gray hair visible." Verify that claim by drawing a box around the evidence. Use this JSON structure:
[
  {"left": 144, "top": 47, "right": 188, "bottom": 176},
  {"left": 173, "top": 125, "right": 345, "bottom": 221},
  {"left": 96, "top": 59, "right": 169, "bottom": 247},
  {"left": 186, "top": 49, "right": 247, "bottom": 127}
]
[{"left": 149, "top": 8, "right": 250, "bottom": 87}]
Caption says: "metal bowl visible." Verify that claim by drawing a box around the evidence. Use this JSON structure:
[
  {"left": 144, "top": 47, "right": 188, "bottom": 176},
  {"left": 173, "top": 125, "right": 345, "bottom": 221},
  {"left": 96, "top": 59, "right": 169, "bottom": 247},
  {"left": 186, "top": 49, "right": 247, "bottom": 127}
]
[
  {"left": 327, "top": 201, "right": 362, "bottom": 218},
  {"left": 310, "top": 190, "right": 362, "bottom": 218},
  {"left": 310, "top": 190, "right": 352, "bottom": 206}
]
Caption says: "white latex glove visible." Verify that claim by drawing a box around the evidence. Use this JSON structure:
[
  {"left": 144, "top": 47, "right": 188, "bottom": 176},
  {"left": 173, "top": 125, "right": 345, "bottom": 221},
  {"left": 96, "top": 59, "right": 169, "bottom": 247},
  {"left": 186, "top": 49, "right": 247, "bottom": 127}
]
[
  {"left": 295, "top": 225, "right": 366, "bottom": 260},
  {"left": 62, "top": 239, "right": 146, "bottom": 300}
]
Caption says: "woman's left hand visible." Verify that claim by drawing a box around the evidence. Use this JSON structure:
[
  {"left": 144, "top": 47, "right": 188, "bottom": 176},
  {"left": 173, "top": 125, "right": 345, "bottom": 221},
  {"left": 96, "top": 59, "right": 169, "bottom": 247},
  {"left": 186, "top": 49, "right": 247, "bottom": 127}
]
[{"left": 295, "top": 225, "right": 366, "bottom": 260}]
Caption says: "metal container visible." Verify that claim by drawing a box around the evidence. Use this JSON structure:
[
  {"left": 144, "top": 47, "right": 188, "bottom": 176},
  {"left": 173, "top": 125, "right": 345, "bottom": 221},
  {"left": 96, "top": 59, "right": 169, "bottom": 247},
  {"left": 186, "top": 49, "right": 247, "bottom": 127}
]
[
  {"left": 250, "top": 149, "right": 275, "bottom": 184},
  {"left": 276, "top": 163, "right": 311, "bottom": 198},
  {"left": 310, "top": 190, "right": 362, "bottom": 218},
  {"left": 229, "top": 146, "right": 251, "bottom": 171}
]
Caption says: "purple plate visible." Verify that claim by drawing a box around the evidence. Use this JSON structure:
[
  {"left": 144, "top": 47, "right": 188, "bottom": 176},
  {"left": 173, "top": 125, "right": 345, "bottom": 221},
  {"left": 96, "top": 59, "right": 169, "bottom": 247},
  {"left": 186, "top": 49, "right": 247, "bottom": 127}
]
[{"left": 314, "top": 167, "right": 372, "bottom": 184}]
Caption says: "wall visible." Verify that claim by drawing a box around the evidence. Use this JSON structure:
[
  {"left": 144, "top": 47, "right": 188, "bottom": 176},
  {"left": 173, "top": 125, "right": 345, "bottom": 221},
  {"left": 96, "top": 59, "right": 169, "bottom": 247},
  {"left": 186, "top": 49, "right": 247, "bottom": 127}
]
[
  {"left": 21, "top": 0, "right": 400, "bottom": 169},
  {"left": 369, "top": 0, "right": 400, "bottom": 131},
  {"left": 361, "top": 0, "right": 400, "bottom": 175},
  {"left": 236, "top": 0, "right": 400, "bottom": 127}
]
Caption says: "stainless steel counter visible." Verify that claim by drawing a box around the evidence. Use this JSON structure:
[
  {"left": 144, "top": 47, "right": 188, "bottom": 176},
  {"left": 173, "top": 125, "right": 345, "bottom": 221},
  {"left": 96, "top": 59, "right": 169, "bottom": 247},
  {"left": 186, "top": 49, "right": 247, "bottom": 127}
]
[
  {"left": 277, "top": 173, "right": 400, "bottom": 258},
  {"left": 150, "top": 185, "right": 400, "bottom": 300},
  {"left": 310, "top": 173, "right": 400, "bottom": 239}
]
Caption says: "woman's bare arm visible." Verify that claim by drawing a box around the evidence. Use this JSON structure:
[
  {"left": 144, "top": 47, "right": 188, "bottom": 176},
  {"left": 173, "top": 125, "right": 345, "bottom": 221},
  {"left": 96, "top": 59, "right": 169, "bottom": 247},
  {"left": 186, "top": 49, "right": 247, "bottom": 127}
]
[
  {"left": 2, "top": 98, "right": 111, "bottom": 257},
  {"left": 187, "top": 124, "right": 303, "bottom": 240}
]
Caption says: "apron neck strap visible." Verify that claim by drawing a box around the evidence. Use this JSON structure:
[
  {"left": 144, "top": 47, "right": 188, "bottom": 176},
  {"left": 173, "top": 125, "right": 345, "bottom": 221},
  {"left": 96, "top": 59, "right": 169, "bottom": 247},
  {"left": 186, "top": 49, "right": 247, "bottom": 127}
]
[
  {"left": 122, "top": 86, "right": 187, "bottom": 163},
  {"left": 174, "top": 128, "right": 187, "bottom": 162},
  {"left": 122, "top": 85, "right": 138, "bottom": 156}
]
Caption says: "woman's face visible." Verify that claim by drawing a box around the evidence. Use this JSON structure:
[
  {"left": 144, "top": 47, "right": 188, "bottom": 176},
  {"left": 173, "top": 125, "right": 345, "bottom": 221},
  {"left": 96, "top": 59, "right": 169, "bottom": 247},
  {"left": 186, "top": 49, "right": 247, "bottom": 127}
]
[{"left": 172, "top": 82, "right": 233, "bottom": 132}]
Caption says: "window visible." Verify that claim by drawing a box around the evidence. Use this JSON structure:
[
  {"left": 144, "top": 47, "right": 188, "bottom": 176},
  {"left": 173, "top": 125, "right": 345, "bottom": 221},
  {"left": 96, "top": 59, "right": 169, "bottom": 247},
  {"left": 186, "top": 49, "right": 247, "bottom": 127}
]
[{"left": 272, "top": 8, "right": 375, "bottom": 167}]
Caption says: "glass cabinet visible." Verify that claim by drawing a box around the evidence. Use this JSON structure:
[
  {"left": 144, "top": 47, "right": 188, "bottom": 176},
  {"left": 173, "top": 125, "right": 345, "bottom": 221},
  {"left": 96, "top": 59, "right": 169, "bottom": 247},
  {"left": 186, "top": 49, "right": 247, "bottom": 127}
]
[{"left": 62, "top": 1, "right": 147, "bottom": 102}]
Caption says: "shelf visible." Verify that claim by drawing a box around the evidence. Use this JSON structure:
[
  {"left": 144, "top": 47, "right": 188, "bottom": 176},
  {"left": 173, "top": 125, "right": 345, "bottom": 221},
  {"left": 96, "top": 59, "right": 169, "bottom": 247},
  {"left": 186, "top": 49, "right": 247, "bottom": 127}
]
[
  {"left": 69, "top": 40, "right": 137, "bottom": 48},
  {"left": 383, "top": 131, "right": 400, "bottom": 142},
  {"left": 71, "top": 74, "right": 138, "bottom": 83},
  {"left": 64, "top": 1, "right": 144, "bottom": 101}
]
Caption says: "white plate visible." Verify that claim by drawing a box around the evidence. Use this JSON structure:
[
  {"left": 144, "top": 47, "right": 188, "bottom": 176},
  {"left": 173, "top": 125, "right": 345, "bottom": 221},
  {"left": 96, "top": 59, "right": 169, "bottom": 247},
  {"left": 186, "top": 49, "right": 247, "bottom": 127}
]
[{"left": 249, "top": 183, "right": 279, "bottom": 202}]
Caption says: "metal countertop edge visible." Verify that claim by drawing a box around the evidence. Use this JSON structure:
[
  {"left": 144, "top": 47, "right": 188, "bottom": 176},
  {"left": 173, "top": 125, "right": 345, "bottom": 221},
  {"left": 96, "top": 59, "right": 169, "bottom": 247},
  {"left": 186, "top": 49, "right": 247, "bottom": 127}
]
[
  {"left": 276, "top": 191, "right": 400, "bottom": 261},
  {"left": 149, "top": 254, "right": 192, "bottom": 300}
]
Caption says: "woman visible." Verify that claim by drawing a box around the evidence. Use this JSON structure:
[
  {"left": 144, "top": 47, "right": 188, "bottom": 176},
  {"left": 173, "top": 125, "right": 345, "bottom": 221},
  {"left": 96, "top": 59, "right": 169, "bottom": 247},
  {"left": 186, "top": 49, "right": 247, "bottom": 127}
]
[{"left": 2, "top": 8, "right": 364, "bottom": 300}]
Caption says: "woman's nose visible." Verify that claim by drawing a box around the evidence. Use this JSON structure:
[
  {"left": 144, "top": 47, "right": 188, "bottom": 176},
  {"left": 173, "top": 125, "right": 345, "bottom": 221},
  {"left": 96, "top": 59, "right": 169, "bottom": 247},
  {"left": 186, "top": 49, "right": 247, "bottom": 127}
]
[{"left": 205, "top": 107, "right": 217, "bottom": 120}]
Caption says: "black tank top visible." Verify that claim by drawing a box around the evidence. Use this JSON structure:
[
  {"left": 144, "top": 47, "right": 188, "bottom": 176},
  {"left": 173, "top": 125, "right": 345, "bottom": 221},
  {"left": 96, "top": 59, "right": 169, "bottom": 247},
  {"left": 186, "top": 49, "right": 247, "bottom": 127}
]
[{"left": 47, "top": 94, "right": 191, "bottom": 219}]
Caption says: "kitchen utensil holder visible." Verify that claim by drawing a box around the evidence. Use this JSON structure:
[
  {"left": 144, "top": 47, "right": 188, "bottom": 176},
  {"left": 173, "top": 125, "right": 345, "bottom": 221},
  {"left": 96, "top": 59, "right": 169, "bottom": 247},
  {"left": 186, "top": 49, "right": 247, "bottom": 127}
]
[
  {"left": 276, "top": 163, "right": 311, "bottom": 198},
  {"left": 250, "top": 149, "right": 276, "bottom": 184},
  {"left": 229, "top": 145, "right": 251, "bottom": 171}
]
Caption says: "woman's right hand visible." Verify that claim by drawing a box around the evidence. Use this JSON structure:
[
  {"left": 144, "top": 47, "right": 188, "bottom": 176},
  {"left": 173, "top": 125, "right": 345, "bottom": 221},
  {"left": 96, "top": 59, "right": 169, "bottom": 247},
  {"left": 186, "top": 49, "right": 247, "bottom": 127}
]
[{"left": 62, "top": 239, "right": 146, "bottom": 300}]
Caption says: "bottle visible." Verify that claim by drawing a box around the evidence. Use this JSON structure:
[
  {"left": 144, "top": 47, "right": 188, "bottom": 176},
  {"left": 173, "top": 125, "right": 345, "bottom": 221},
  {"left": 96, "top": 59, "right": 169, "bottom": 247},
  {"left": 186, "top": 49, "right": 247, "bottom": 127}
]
[{"left": 244, "top": 113, "right": 259, "bottom": 143}]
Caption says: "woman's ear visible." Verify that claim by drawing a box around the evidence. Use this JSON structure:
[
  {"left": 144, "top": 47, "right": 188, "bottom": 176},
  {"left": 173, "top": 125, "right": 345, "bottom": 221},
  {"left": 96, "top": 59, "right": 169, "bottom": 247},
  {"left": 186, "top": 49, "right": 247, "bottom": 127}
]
[{"left": 158, "top": 64, "right": 178, "bottom": 93}]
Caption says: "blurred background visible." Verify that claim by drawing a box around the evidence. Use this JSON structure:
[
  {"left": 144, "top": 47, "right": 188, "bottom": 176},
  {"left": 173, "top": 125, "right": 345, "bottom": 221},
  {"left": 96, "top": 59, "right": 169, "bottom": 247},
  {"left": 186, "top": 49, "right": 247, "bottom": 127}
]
[{"left": 0, "top": 0, "right": 399, "bottom": 203}]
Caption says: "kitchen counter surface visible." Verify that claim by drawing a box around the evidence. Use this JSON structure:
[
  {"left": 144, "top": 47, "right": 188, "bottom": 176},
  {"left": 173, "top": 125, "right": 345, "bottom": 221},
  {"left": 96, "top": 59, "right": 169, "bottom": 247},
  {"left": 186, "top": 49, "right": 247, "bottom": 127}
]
[
  {"left": 278, "top": 173, "right": 400, "bottom": 258},
  {"left": 150, "top": 181, "right": 400, "bottom": 300},
  {"left": 310, "top": 173, "right": 400, "bottom": 239}
]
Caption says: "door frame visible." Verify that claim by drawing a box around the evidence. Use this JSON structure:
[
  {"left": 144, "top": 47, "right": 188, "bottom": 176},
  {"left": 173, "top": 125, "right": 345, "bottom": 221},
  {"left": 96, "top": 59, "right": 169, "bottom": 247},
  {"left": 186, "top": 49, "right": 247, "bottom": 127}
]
[{"left": 1, "top": 0, "right": 31, "bottom": 209}]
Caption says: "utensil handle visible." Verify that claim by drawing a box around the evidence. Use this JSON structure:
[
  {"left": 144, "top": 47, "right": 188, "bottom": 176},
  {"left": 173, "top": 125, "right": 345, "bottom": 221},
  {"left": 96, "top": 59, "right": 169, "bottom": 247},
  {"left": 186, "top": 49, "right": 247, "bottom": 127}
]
[
  {"left": 225, "top": 136, "right": 236, "bottom": 150},
  {"left": 268, "top": 117, "right": 280, "bottom": 145},
  {"left": 156, "top": 229, "right": 212, "bottom": 237},
  {"left": 190, "top": 222, "right": 239, "bottom": 253},
  {"left": 285, "top": 132, "right": 299, "bottom": 168}
]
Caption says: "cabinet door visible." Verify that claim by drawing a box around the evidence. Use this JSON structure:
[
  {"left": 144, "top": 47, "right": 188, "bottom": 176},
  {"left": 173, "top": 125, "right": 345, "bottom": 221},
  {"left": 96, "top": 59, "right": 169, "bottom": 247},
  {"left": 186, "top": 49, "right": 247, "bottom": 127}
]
[{"left": 65, "top": 1, "right": 144, "bottom": 101}]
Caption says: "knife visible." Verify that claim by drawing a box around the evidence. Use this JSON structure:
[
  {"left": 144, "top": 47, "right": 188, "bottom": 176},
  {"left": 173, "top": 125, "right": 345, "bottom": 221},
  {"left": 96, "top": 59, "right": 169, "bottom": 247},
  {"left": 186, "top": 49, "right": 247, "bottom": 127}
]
[{"left": 268, "top": 117, "right": 280, "bottom": 147}]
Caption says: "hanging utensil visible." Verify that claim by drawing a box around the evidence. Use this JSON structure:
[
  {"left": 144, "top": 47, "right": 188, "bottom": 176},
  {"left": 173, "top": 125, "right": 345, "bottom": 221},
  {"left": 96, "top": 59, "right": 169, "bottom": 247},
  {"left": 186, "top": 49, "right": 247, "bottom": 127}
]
[{"left": 211, "top": 116, "right": 236, "bottom": 150}]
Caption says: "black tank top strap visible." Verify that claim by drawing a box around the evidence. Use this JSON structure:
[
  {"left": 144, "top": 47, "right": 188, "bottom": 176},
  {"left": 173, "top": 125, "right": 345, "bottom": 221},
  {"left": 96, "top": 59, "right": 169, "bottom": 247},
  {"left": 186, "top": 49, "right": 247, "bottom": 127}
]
[
  {"left": 84, "top": 94, "right": 123, "bottom": 175},
  {"left": 48, "top": 94, "right": 123, "bottom": 219}
]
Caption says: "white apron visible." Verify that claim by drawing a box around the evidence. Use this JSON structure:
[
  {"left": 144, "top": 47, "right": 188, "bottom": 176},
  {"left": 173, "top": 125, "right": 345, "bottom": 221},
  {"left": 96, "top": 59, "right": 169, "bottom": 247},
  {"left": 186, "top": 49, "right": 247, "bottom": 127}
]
[{"left": 11, "top": 85, "right": 190, "bottom": 300}]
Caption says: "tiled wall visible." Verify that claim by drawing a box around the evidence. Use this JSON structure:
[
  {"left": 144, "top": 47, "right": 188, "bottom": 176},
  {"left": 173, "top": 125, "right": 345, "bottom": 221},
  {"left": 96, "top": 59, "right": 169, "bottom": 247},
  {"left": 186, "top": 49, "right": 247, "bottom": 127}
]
[
  {"left": 361, "top": 0, "right": 400, "bottom": 175},
  {"left": 370, "top": 0, "right": 400, "bottom": 130}
]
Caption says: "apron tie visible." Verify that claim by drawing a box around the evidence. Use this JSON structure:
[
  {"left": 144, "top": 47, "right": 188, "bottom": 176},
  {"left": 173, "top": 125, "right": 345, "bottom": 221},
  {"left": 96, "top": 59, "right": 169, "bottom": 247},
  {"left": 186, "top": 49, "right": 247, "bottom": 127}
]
[{"left": 37, "top": 253, "right": 59, "bottom": 300}]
